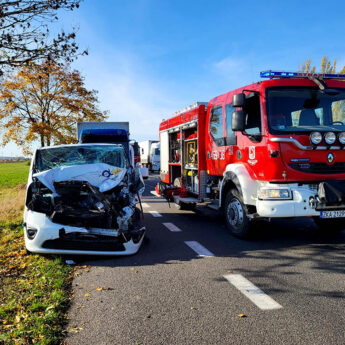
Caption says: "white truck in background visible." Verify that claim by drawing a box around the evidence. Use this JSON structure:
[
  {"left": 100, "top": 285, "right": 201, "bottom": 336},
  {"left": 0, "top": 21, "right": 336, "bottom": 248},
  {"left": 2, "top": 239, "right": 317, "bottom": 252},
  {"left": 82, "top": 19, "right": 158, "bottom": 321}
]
[{"left": 139, "top": 140, "right": 160, "bottom": 172}]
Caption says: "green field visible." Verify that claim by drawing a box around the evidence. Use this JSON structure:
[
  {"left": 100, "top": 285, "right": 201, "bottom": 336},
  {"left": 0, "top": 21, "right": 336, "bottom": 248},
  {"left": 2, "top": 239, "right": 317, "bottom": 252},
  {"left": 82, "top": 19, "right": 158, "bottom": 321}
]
[{"left": 0, "top": 161, "right": 30, "bottom": 188}]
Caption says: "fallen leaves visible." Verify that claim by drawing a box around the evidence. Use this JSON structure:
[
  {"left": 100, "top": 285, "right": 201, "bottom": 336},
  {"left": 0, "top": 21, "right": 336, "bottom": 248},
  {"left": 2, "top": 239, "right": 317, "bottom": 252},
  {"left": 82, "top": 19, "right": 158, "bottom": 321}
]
[
  {"left": 45, "top": 305, "right": 55, "bottom": 312},
  {"left": 96, "top": 286, "right": 102, "bottom": 291},
  {"left": 84, "top": 293, "right": 90, "bottom": 297},
  {"left": 68, "top": 327, "right": 83, "bottom": 334},
  {"left": 237, "top": 314, "right": 247, "bottom": 318}
]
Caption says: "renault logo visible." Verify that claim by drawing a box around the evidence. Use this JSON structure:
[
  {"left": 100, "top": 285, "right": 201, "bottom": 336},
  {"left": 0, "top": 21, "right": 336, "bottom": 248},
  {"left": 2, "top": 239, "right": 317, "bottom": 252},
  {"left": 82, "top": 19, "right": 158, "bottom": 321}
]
[{"left": 327, "top": 153, "right": 334, "bottom": 164}]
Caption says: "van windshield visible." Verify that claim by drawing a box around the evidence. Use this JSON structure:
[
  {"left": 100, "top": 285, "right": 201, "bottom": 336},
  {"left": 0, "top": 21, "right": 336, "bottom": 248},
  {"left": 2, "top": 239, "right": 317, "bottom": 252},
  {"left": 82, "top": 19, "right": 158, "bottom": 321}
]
[
  {"left": 35, "top": 145, "right": 128, "bottom": 172},
  {"left": 267, "top": 88, "right": 345, "bottom": 133}
]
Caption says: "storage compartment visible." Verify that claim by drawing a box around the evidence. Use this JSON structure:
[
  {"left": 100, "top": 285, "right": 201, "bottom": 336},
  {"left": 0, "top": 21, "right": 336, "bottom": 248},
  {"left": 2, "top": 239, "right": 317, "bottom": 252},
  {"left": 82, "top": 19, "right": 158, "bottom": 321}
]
[
  {"left": 159, "top": 102, "right": 208, "bottom": 199},
  {"left": 183, "top": 169, "right": 199, "bottom": 194},
  {"left": 182, "top": 129, "right": 198, "bottom": 195},
  {"left": 170, "top": 164, "right": 182, "bottom": 186},
  {"left": 169, "top": 132, "right": 181, "bottom": 163}
]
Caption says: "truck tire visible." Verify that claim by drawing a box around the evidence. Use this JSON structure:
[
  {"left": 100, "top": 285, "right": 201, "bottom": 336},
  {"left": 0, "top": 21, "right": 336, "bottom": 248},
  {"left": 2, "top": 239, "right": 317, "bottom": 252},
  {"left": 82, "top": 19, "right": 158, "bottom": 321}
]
[
  {"left": 313, "top": 217, "right": 345, "bottom": 235},
  {"left": 224, "top": 189, "right": 251, "bottom": 239}
]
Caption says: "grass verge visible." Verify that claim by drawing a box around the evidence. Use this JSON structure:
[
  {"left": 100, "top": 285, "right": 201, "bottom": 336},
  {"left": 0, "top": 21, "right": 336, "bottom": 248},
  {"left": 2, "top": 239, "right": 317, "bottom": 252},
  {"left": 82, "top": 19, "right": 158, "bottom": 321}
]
[{"left": 0, "top": 163, "right": 73, "bottom": 345}]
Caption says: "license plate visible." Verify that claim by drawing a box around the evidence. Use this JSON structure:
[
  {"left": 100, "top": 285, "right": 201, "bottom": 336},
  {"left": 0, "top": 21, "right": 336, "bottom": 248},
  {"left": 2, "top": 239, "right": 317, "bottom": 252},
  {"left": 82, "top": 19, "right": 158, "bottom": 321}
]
[{"left": 320, "top": 210, "right": 345, "bottom": 219}]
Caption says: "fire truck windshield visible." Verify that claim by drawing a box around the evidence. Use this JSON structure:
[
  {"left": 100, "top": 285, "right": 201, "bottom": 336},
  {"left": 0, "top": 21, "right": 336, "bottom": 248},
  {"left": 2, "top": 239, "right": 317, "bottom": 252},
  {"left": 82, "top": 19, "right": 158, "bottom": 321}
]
[{"left": 267, "top": 88, "right": 345, "bottom": 134}]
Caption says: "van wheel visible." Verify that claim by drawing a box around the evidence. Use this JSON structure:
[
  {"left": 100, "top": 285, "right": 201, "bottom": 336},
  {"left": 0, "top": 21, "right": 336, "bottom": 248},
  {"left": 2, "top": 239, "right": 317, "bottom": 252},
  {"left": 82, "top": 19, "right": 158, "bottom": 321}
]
[
  {"left": 313, "top": 217, "right": 345, "bottom": 234},
  {"left": 224, "top": 189, "right": 251, "bottom": 239}
]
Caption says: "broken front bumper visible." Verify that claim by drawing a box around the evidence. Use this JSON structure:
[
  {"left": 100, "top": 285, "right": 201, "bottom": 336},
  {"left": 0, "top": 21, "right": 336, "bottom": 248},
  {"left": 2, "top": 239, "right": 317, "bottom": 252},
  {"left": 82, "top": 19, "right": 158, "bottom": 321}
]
[{"left": 24, "top": 209, "right": 145, "bottom": 255}]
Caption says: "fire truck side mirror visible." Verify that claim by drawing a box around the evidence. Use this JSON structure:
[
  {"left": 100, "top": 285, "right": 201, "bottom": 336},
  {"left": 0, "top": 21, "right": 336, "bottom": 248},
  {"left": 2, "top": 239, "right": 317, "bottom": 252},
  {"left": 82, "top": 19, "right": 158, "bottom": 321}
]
[
  {"left": 232, "top": 110, "right": 246, "bottom": 132},
  {"left": 232, "top": 93, "right": 245, "bottom": 107}
]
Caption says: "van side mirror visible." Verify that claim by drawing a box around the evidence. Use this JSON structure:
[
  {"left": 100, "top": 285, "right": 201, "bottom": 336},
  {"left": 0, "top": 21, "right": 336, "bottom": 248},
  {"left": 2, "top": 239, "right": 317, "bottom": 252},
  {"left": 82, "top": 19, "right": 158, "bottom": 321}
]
[
  {"left": 232, "top": 110, "right": 246, "bottom": 132},
  {"left": 232, "top": 93, "right": 245, "bottom": 107}
]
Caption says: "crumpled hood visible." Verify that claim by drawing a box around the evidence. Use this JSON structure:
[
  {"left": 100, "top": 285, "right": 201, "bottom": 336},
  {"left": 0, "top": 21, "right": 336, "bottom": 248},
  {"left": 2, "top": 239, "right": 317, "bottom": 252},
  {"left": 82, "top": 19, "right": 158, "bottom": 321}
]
[{"left": 33, "top": 163, "right": 126, "bottom": 194}]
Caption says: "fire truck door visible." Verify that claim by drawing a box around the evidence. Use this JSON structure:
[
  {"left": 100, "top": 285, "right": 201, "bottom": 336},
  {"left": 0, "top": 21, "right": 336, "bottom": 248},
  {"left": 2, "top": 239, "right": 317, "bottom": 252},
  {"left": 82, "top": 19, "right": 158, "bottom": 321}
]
[
  {"left": 224, "top": 103, "right": 237, "bottom": 164},
  {"left": 207, "top": 105, "right": 228, "bottom": 176}
]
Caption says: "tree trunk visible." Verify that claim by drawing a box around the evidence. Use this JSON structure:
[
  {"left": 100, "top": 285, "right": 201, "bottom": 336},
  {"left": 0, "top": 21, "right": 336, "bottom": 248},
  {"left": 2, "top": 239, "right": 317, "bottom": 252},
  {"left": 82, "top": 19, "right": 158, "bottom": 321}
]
[{"left": 40, "top": 135, "right": 45, "bottom": 147}]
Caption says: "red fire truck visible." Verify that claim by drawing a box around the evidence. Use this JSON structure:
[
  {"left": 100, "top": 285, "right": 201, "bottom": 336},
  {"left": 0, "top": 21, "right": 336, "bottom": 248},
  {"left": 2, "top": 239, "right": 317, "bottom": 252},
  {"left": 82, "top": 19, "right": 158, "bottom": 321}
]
[{"left": 157, "top": 71, "right": 345, "bottom": 238}]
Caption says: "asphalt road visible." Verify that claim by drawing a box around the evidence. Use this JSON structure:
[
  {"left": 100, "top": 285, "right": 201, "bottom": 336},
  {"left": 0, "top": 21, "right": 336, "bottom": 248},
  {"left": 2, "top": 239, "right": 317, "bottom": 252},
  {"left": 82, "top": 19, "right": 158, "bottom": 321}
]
[{"left": 66, "top": 174, "right": 345, "bottom": 345}]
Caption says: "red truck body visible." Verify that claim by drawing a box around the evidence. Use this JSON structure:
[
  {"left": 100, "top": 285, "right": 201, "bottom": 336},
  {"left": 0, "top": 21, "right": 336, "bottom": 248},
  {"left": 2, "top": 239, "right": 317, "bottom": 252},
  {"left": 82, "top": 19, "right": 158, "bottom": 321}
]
[{"left": 158, "top": 72, "right": 345, "bottom": 237}]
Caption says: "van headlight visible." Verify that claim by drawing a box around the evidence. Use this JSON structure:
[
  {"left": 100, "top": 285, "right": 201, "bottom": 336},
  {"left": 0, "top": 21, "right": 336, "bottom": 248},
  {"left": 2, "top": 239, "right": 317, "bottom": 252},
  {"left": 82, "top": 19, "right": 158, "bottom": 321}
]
[{"left": 258, "top": 188, "right": 292, "bottom": 200}]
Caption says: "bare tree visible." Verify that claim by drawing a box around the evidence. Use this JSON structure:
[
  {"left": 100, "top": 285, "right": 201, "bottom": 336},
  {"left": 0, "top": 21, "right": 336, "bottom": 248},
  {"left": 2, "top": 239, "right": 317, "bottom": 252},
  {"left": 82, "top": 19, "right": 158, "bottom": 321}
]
[{"left": 0, "top": 0, "right": 86, "bottom": 72}]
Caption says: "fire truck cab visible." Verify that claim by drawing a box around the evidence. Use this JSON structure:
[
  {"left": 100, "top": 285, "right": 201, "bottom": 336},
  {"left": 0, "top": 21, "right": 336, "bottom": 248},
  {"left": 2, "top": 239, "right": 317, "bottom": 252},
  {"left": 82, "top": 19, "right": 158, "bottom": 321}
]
[{"left": 159, "top": 71, "right": 345, "bottom": 238}]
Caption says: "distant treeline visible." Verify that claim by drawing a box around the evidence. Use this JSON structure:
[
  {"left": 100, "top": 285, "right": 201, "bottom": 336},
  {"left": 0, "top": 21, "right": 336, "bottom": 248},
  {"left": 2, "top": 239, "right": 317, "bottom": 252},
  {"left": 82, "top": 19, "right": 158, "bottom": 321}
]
[{"left": 0, "top": 157, "right": 30, "bottom": 163}]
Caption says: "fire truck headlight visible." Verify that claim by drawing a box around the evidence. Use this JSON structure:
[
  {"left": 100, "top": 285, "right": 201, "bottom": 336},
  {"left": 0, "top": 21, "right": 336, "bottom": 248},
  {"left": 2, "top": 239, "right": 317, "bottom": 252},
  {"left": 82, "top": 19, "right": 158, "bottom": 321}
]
[
  {"left": 339, "top": 132, "right": 345, "bottom": 145},
  {"left": 258, "top": 188, "right": 291, "bottom": 200},
  {"left": 310, "top": 132, "right": 322, "bottom": 145},
  {"left": 324, "top": 132, "right": 336, "bottom": 145}
]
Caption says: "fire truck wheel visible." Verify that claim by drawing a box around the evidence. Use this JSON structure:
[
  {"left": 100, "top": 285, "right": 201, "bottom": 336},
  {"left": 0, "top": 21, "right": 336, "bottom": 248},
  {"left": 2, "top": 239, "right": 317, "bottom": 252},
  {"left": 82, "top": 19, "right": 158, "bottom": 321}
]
[
  {"left": 313, "top": 217, "right": 345, "bottom": 234},
  {"left": 224, "top": 189, "right": 250, "bottom": 239}
]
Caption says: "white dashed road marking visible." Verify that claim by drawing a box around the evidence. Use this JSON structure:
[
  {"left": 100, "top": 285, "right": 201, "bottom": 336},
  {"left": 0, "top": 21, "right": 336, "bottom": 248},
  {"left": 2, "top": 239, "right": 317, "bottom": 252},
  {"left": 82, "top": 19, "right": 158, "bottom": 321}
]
[
  {"left": 150, "top": 190, "right": 160, "bottom": 197},
  {"left": 184, "top": 241, "right": 214, "bottom": 257},
  {"left": 163, "top": 222, "right": 182, "bottom": 232},
  {"left": 223, "top": 274, "right": 283, "bottom": 311},
  {"left": 149, "top": 211, "right": 162, "bottom": 217},
  {"left": 141, "top": 203, "right": 150, "bottom": 208}
]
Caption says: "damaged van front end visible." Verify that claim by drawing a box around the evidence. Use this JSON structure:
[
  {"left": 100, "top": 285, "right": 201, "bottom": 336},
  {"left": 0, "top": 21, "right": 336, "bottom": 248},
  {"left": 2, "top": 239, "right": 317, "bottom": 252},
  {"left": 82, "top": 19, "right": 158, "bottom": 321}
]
[{"left": 24, "top": 144, "right": 145, "bottom": 255}]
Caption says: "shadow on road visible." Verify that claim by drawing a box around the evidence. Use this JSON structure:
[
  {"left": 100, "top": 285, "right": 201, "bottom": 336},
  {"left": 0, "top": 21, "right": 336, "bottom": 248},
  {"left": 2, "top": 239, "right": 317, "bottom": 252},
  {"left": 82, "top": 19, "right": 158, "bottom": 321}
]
[{"left": 65, "top": 174, "right": 345, "bottom": 299}]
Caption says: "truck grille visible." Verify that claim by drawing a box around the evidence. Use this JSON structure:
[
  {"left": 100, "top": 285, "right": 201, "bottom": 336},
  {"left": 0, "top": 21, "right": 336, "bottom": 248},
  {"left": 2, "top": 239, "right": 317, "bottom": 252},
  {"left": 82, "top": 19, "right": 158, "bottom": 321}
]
[{"left": 288, "top": 162, "right": 345, "bottom": 174}]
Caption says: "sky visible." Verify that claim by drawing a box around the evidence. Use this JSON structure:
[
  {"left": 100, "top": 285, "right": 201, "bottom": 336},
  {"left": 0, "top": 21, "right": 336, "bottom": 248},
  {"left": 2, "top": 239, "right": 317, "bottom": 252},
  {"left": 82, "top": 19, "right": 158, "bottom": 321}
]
[{"left": 3, "top": 0, "right": 345, "bottom": 156}]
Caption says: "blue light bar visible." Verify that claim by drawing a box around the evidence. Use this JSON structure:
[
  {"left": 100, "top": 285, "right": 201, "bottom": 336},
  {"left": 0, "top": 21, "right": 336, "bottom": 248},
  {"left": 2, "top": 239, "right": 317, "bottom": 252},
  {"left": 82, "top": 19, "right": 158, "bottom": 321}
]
[{"left": 260, "top": 70, "right": 345, "bottom": 79}]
